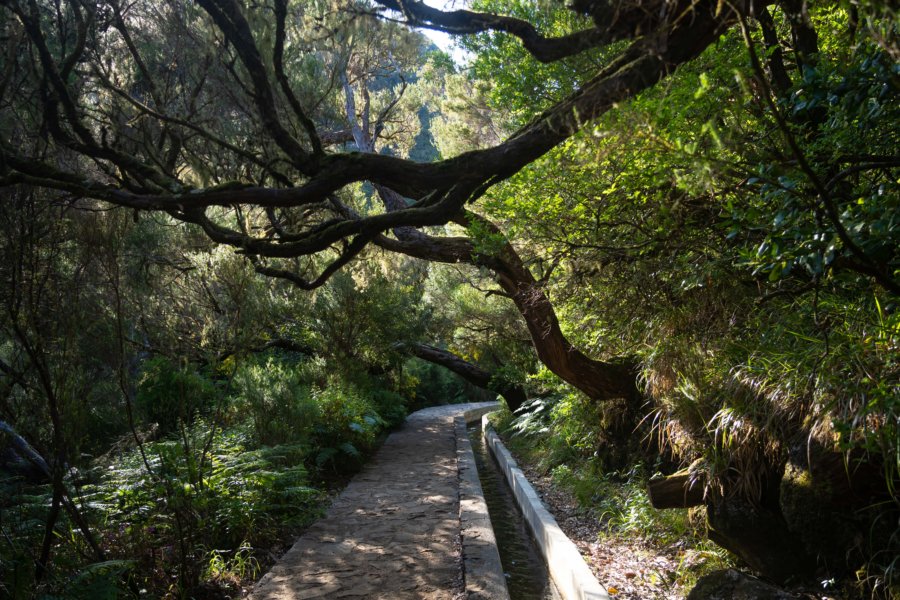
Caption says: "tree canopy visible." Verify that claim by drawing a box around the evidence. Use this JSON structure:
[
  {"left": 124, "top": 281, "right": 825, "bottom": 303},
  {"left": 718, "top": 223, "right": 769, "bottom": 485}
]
[
  {"left": 1, "top": 0, "right": 778, "bottom": 268},
  {"left": 1, "top": 0, "right": 899, "bottom": 596}
]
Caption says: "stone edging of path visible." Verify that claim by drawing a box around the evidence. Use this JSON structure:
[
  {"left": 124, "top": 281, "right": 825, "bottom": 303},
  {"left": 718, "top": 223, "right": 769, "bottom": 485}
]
[
  {"left": 482, "top": 413, "right": 611, "bottom": 600},
  {"left": 458, "top": 406, "right": 510, "bottom": 600}
]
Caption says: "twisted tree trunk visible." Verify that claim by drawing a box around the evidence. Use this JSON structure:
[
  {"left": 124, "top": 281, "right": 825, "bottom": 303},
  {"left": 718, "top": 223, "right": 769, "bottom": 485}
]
[{"left": 376, "top": 212, "right": 639, "bottom": 404}]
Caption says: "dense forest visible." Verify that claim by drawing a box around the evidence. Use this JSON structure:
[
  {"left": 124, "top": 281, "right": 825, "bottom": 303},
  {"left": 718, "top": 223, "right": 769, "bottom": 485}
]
[{"left": 0, "top": 0, "right": 897, "bottom": 598}]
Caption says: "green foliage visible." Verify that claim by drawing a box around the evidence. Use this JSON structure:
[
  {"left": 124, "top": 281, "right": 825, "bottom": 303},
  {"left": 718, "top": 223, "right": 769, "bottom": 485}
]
[
  {"left": 232, "top": 351, "right": 410, "bottom": 468},
  {"left": 736, "top": 44, "right": 899, "bottom": 285},
  {"left": 548, "top": 461, "right": 686, "bottom": 545},
  {"left": 81, "top": 423, "right": 321, "bottom": 595},
  {"left": 233, "top": 350, "right": 411, "bottom": 483},
  {"left": 0, "top": 478, "right": 48, "bottom": 598},
  {"left": 61, "top": 561, "right": 135, "bottom": 600},
  {"left": 366, "top": 386, "right": 410, "bottom": 429},
  {"left": 5, "top": 350, "right": 411, "bottom": 598},
  {"left": 465, "top": 217, "right": 509, "bottom": 258},
  {"left": 405, "top": 358, "right": 485, "bottom": 408},
  {"left": 135, "top": 357, "right": 218, "bottom": 434},
  {"left": 203, "top": 542, "right": 260, "bottom": 587},
  {"left": 311, "top": 385, "right": 384, "bottom": 470},
  {"left": 311, "top": 265, "right": 426, "bottom": 369},
  {"left": 231, "top": 356, "right": 319, "bottom": 446},
  {"left": 420, "top": 264, "right": 536, "bottom": 385},
  {"left": 501, "top": 387, "right": 612, "bottom": 465},
  {"left": 506, "top": 396, "right": 553, "bottom": 437},
  {"left": 462, "top": 0, "right": 617, "bottom": 124},
  {"left": 469, "top": 1, "right": 898, "bottom": 502},
  {"left": 2, "top": 0, "right": 897, "bottom": 597}
]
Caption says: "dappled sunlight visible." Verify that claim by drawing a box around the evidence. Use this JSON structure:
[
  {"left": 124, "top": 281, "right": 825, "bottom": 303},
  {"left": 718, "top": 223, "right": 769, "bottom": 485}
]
[{"left": 251, "top": 403, "right": 495, "bottom": 600}]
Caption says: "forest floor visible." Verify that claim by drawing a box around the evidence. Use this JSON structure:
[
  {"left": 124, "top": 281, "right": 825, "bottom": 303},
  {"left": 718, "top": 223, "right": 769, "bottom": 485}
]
[
  {"left": 501, "top": 440, "right": 850, "bottom": 600},
  {"left": 507, "top": 457, "right": 689, "bottom": 600}
]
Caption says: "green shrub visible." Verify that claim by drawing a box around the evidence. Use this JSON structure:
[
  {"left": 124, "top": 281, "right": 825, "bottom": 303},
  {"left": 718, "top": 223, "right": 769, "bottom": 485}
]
[
  {"left": 311, "top": 385, "right": 384, "bottom": 470},
  {"left": 82, "top": 423, "right": 322, "bottom": 596},
  {"left": 231, "top": 357, "right": 320, "bottom": 446},
  {"left": 135, "top": 357, "right": 217, "bottom": 434},
  {"left": 61, "top": 561, "right": 134, "bottom": 600},
  {"left": 0, "top": 477, "right": 47, "bottom": 598},
  {"left": 366, "top": 386, "right": 408, "bottom": 429},
  {"left": 405, "top": 358, "right": 474, "bottom": 408}
]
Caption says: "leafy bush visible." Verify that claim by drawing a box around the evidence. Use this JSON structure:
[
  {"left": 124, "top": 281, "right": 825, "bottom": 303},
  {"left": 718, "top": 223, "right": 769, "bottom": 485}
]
[
  {"left": 231, "top": 357, "right": 319, "bottom": 446},
  {"left": 23, "top": 353, "right": 412, "bottom": 599},
  {"left": 0, "top": 477, "right": 49, "bottom": 599},
  {"left": 366, "top": 386, "right": 409, "bottom": 429},
  {"left": 82, "top": 423, "right": 321, "bottom": 596},
  {"left": 231, "top": 355, "right": 407, "bottom": 468},
  {"left": 135, "top": 357, "right": 218, "bottom": 434},
  {"left": 311, "top": 385, "right": 384, "bottom": 470},
  {"left": 406, "top": 358, "right": 467, "bottom": 406},
  {"left": 61, "top": 561, "right": 134, "bottom": 600}
]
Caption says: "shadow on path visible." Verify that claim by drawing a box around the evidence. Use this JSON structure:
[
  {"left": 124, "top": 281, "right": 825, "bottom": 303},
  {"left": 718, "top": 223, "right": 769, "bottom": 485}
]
[{"left": 251, "top": 403, "right": 498, "bottom": 600}]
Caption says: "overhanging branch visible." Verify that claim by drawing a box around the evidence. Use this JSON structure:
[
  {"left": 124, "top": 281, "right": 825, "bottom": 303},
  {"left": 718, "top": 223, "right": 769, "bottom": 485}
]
[
  {"left": 373, "top": 0, "right": 615, "bottom": 63},
  {"left": 403, "top": 342, "right": 527, "bottom": 411}
]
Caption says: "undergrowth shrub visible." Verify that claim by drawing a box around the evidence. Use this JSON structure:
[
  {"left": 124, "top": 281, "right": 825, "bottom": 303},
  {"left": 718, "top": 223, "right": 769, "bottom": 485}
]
[
  {"left": 501, "top": 391, "right": 615, "bottom": 467},
  {"left": 58, "top": 560, "right": 134, "bottom": 600},
  {"left": 311, "top": 385, "right": 385, "bottom": 470},
  {"left": 81, "top": 422, "right": 322, "bottom": 596},
  {"left": 231, "top": 355, "right": 408, "bottom": 458},
  {"left": 231, "top": 356, "right": 319, "bottom": 446},
  {"left": 1, "top": 476, "right": 139, "bottom": 599},
  {"left": 4, "top": 350, "right": 409, "bottom": 598},
  {"left": 366, "top": 386, "right": 408, "bottom": 429},
  {"left": 405, "top": 358, "right": 492, "bottom": 408},
  {"left": 203, "top": 541, "right": 260, "bottom": 590},
  {"left": 135, "top": 357, "right": 217, "bottom": 434},
  {"left": 0, "top": 476, "right": 50, "bottom": 598}
]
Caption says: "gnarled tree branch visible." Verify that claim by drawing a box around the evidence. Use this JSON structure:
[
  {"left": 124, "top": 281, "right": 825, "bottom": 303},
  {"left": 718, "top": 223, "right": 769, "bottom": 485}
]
[{"left": 403, "top": 342, "right": 527, "bottom": 411}]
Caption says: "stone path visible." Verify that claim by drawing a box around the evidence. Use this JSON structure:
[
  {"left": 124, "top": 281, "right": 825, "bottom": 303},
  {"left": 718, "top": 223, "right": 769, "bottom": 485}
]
[{"left": 251, "top": 402, "right": 500, "bottom": 600}]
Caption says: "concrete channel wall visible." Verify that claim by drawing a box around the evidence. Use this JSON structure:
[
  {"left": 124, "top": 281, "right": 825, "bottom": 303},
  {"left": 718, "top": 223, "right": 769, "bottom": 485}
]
[
  {"left": 482, "top": 413, "right": 611, "bottom": 600},
  {"left": 459, "top": 405, "right": 510, "bottom": 600}
]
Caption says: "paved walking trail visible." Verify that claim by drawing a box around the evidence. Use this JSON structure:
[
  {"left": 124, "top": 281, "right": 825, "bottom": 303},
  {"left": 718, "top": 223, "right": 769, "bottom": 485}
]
[{"left": 251, "top": 402, "right": 499, "bottom": 600}]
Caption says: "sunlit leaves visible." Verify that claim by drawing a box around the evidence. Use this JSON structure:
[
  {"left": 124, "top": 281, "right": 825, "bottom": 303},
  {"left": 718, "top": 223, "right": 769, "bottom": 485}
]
[{"left": 461, "top": 0, "right": 616, "bottom": 124}]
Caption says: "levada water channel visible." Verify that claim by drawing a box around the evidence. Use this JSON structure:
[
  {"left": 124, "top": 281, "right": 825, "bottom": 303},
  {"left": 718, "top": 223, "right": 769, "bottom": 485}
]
[{"left": 467, "top": 422, "right": 559, "bottom": 600}]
